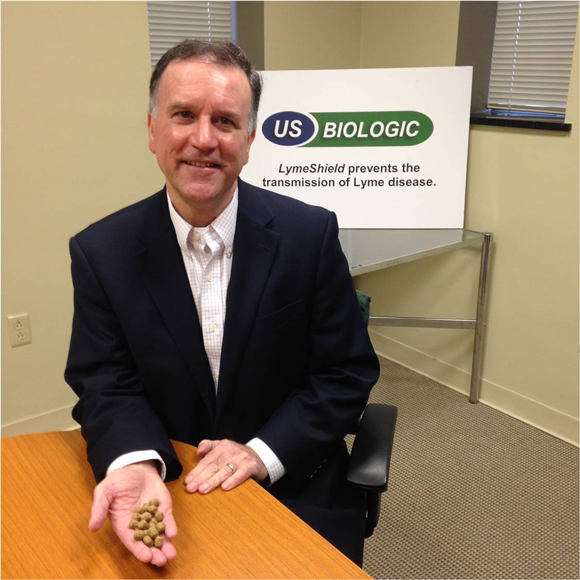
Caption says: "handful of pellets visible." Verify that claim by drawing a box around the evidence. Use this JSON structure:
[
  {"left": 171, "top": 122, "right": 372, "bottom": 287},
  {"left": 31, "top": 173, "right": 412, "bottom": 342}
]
[{"left": 129, "top": 498, "right": 166, "bottom": 548}]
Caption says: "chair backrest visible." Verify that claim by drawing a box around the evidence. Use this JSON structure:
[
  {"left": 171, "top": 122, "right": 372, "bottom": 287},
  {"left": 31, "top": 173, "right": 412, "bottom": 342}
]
[
  {"left": 350, "top": 289, "right": 398, "bottom": 539},
  {"left": 356, "top": 289, "right": 371, "bottom": 327}
]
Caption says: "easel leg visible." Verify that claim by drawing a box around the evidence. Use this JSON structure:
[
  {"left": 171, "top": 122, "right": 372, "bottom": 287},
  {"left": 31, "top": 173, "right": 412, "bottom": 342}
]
[{"left": 469, "top": 232, "right": 493, "bottom": 403}]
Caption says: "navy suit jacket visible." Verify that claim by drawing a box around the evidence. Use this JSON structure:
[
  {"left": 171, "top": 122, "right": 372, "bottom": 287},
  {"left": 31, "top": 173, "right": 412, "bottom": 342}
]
[{"left": 65, "top": 179, "right": 379, "bottom": 561}]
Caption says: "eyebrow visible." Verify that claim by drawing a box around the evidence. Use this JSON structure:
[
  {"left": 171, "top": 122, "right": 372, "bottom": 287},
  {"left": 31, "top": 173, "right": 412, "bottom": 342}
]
[
  {"left": 166, "top": 103, "right": 243, "bottom": 123},
  {"left": 166, "top": 103, "right": 191, "bottom": 114}
]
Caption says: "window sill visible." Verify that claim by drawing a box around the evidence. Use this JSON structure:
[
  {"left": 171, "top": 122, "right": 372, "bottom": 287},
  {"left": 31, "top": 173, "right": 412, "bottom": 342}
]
[{"left": 470, "top": 110, "right": 572, "bottom": 132}]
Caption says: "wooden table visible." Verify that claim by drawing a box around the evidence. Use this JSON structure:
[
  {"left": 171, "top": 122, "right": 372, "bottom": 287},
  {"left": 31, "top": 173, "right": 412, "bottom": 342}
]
[{"left": 2, "top": 431, "right": 370, "bottom": 579}]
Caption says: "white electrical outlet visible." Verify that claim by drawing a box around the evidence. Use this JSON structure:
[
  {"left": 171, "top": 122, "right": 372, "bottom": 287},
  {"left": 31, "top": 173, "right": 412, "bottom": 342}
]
[{"left": 7, "top": 313, "right": 32, "bottom": 347}]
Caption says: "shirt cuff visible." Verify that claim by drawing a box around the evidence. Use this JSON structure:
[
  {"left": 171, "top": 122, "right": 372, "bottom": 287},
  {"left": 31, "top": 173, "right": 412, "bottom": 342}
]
[
  {"left": 106, "top": 450, "right": 167, "bottom": 481},
  {"left": 246, "top": 438, "right": 286, "bottom": 485}
]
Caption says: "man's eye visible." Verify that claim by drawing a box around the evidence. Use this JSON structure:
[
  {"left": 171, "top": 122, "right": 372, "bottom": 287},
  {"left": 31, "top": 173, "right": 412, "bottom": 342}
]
[
  {"left": 218, "top": 117, "right": 233, "bottom": 125},
  {"left": 178, "top": 111, "right": 191, "bottom": 119}
]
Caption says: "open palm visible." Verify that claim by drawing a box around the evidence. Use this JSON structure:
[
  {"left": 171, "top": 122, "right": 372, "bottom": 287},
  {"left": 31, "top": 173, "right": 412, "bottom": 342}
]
[{"left": 89, "top": 461, "right": 177, "bottom": 567}]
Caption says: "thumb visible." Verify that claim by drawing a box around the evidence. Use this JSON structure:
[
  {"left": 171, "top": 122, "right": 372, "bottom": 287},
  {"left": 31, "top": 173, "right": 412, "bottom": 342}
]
[{"left": 88, "top": 485, "right": 111, "bottom": 532}]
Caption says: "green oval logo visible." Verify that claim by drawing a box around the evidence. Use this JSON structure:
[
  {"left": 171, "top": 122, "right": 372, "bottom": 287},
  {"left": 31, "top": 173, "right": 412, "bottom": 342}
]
[{"left": 303, "top": 111, "right": 433, "bottom": 147}]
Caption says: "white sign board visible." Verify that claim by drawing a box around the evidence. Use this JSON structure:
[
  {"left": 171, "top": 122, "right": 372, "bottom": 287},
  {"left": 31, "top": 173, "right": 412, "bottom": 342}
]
[{"left": 241, "top": 67, "right": 472, "bottom": 228}]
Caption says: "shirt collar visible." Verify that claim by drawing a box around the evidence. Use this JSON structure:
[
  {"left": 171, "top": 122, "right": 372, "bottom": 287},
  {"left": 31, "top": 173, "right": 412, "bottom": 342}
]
[
  {"left": 210, "top": 189, "right": 237, "bottom": 250},
  {"left": 167, "top": 188, "right": 238, "bottom": 254}
]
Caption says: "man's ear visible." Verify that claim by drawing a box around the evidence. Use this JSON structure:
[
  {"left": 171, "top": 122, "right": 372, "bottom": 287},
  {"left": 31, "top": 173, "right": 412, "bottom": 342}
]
[
  {"left": 147, "top": 113, "right": 156, "bottom": 154},
  {"left": 244, "top": 129, "right": 256, "bottom": 165}
]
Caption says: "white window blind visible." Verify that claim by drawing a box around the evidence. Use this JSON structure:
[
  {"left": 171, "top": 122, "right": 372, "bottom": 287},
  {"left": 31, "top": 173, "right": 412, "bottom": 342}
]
[
  {"left": 488, "top": 1, "right": 579, "bottom": 114},
  {"left": 147, "top": 1, "right": 232, "bottom": 69}
]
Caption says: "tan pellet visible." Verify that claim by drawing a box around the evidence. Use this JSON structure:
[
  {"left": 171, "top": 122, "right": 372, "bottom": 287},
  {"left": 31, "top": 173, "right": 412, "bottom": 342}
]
[
  {"left": 149, "top": 526, "right": 159, "bottom": 539},
  {"left": 129, "top": 499, "right": 166, "bottom": 547}
]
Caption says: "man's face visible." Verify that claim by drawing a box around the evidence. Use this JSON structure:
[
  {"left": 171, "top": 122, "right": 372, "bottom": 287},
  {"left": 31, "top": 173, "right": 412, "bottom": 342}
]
[{"left": 147, "top": 59, "right": 255, "bottom": 226}]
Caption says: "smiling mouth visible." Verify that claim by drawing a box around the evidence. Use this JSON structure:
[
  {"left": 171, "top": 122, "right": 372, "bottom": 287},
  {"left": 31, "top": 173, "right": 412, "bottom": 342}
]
[{"left": 184, "top": 161, "right": 218, "bottom": 168}]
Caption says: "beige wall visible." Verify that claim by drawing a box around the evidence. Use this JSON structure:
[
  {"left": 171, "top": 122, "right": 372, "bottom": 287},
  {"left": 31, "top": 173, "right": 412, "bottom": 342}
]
[
  {"left": 355, "top": 2, "right": 579, "bottom": 443},
  {"left": 3, "top": 2, "right": 578, "bottom": 445},
  {"left": 264, "top": 1, "right": 362, "bottom": 70},
  {"left": 2, "top": 2, "right": 162, "bottom": 434},
  {"left": 1, "top": 0, "right": 368, "bottom": 436},
  {"left": 360, "top": 1, "right": 460, "bottom": 68},
  {"left": 263, "top": 1, "right": 578, "bottom": 443}
]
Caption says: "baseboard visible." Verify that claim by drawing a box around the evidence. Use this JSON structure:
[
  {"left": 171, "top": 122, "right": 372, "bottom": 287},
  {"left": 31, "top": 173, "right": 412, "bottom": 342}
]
[
  {"left": 370, "top": 330, "right": 579, "bottom": 447},
  {"left": 1, "top": 404, "right": 79, "bottom": 438}
]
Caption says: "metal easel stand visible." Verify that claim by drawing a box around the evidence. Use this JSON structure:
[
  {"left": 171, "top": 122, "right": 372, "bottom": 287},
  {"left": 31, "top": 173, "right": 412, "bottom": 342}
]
[{"left": 368, "top": 233, "right": 493, "bottom": 404}]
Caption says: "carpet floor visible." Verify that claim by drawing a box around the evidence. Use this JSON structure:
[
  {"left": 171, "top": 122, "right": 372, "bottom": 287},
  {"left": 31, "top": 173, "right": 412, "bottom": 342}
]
[{"left": 359, "top": 356, "right": 579, "bottom": 579}]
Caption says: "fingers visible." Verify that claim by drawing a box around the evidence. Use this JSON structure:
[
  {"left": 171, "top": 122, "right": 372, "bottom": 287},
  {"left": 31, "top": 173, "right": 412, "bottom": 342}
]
[
  {"left": 162, "top": 510, "right": 178, "bottom": 540},
  {"left": 143, "top": 505, "right": 176, "bottom": 565},
  {"left": 205, "top": 463, "right": 252, "bottom": 493},
  {"left": 118, "top": 531, "right": 170, "bottom": 567},
  {"left": 184, "top": 440, "right": 267, "bottom": 494},
  {"left": 196, "top": 463, "right": 244, "bottom": 494},
  {"left": 121, "top": 520, "right": 176, "bottom": 567},
  {"left": 114, "top": 522, "right": 154, "bottom": 564},
  {"left": 187, "top": 461, "right": 221, "bottom": 493},
  {"left": 144, "top": 489, "right": 177, "bottom": 563},
  {"left": 150, "top": 544, "right": 176, "bottom": 567},
  {"left": 149, "top": 549, "right": 167, "bottom": 567},
  {"left": 184, "top": 441, "right": 226, "bottom": 492},
  {"left": 221, "top": 465, "right": 252, "bottom": 491},
  {"left": 184, "top": 440, "right": 219, "bottom": 490},
  {"left": 161, "top": 540, "right": 177, "bottom": 562},
  {"left": 113, "top": 510, "right": 175, "bottom": 567}
]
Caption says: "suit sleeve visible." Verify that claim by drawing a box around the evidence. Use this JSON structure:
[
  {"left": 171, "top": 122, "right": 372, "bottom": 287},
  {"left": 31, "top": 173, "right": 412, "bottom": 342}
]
[
  {"left": 254, "top": 211, "right": 380, "bottom": 487},
  {"left": 64, "top": 236, "right": 182, "bottom": 483}
]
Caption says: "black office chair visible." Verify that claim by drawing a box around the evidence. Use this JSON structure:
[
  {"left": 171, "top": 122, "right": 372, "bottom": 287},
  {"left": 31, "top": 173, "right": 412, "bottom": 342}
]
[{"left": 347, "top": 290, "right": 398, "bottom": 538}]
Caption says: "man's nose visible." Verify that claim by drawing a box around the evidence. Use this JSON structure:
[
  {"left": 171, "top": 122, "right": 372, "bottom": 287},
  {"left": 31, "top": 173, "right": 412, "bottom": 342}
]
[{"left": 189, "top": 118, "right": 218, "bottom": 151}]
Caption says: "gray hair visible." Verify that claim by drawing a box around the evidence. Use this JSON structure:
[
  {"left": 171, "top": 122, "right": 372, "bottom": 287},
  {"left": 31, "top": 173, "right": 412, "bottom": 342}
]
[{"left": 149, "top": 39, "right": 262, "bottom": 134}]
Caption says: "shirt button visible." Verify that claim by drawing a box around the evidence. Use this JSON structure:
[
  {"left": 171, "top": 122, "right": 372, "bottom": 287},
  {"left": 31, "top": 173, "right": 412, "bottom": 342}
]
[
  {"left": 214, "top": 372, "right": 219, "bottom": 380},
  {"left": 194, "top": 233, "right": 201, "bottom": 241},
  {"left": 209, "top": 324, "right": 216, "bottom": 332},
  {"left": 207, "top": 274, "right": 213, "bottom": 281},
  {"left": 226, "top": 247, "right": 233, "bottom": 257}
]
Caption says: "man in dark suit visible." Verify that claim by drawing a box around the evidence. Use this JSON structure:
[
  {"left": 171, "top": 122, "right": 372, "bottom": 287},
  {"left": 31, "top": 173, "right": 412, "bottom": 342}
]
[{"left": 65, "top": 40, "right": 379, "bottom": 568}]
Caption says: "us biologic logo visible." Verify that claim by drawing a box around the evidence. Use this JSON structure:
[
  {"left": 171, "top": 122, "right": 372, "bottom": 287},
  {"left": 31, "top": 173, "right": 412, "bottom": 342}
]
[{"left": 262, "top": 111, "right": 433, "bottom": 147}]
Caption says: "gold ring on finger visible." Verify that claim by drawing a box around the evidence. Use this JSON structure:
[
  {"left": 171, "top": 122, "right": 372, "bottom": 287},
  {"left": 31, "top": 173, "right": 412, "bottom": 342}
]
[{"left": 225, "top": 463, "right": 236, "bottom": 474}]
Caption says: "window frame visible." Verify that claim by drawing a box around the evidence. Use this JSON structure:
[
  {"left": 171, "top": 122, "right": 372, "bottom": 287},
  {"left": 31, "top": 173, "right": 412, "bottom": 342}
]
[
  {"left": 146, "top": 1, "right": 235, "bottom": 70},
  {"left": 456, "top": 0, "right": 576, "bottom": 131}
]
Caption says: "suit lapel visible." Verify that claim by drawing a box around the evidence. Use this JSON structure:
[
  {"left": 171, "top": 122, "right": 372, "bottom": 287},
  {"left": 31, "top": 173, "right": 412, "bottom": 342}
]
[
  {"left": 137, "top": 190, "right": 216, "bottom": 419},
  {"left": 216, "top": 182, "right": 279, "bottom": 421}
]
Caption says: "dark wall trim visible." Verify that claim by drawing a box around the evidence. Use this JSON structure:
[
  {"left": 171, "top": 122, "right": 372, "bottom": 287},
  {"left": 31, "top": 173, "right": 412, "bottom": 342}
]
[
  {"left": 236, "top": 1, "right": 265, "bottom": 70},
  {"left": 470, "top": 112, "right": 572, "bottom": 132},
  {"left": 456, "top": 1, "right": 498, "bottom": 113}
]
